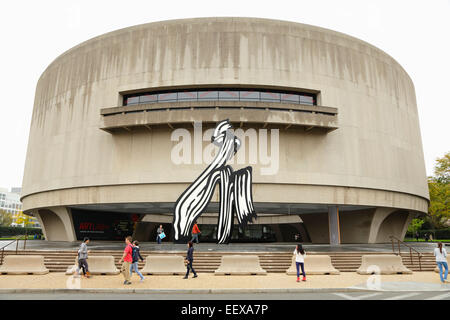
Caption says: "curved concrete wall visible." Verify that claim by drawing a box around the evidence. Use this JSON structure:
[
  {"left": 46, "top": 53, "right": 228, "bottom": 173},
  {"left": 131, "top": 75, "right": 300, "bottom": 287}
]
[{"left": 22, "top": 17, "right": 428, "bottom": 216}]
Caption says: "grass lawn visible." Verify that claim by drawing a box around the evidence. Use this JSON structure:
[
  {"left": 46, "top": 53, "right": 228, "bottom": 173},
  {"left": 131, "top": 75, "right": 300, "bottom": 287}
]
[{"left": 0, "top": 236, "right": 40, "bottom": 240}]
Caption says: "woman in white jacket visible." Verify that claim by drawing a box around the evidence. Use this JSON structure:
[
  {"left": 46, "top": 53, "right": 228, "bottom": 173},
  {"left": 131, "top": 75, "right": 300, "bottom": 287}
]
[
  {"left": 293, "top": 244, "right": 306, "bottom": 282},
  {"left": 434, "top": 242, "right": 448, "bottom": 283}
]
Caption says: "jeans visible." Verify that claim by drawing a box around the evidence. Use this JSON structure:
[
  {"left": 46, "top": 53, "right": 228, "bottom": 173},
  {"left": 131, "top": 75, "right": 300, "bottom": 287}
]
[
  {"left": 437, "top": 261, "right": 448, "bottom": 283},
  {"left": 296, "top": 262, "right": 305, "bottom": 278},
  {"left": 185, "top": 259, "right": 197, "bottom": 277},
  {"left": 77, "top": 259, "right": 89, "bottom": 275},
  {"left": 130, "top": 261, "right": 144, "bottom": 280},
  {"left": 191, "top": 233, "right": 199, "bottom": 243},
  {"left": 156, "top": 235, "right": 161, "bottom": 244}
]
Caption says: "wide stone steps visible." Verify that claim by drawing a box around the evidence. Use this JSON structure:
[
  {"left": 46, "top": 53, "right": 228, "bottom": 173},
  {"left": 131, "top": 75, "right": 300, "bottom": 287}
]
[{"left": 1, "top": 250, "right": 437, "bottom": 273}]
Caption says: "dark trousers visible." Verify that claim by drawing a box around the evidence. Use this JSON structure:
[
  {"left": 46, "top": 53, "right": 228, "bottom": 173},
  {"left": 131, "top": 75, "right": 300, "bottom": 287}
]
[
  {"left": 185, "top": 259, "right": 197, "bottom": 277},
  {"left": 296, "top": 262, "right": 305, "bottom": 278},
  {"left": 78, "top": 258, "right": 89, "bottom": 275},
  {"left": 156, "top": 235, "right": 161, "bottom": 244}
]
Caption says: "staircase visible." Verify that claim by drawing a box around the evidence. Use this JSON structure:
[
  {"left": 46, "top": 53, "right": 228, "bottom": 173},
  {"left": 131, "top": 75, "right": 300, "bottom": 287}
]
[{"left": 1, "top": 250, "right": 437, "bottom": 273}]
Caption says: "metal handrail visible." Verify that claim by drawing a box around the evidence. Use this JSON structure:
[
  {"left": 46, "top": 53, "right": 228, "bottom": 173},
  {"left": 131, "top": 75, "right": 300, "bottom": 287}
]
[
  {"left": 0, "top": 231, "right": 29, "bottom": 266},
  {"left": 389, "top": 235, "right": 422, "bottom": 271}
]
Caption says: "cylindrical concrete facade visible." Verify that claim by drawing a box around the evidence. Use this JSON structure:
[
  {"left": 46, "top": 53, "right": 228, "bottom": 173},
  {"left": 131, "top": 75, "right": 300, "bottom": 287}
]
[{"left": 21, "top": 17, "right": 428, "bottom": 243}]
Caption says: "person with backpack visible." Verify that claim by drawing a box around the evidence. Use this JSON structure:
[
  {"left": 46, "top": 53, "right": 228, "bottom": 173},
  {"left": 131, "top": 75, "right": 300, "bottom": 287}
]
[
  {"left": 434, "top": 242, "right": 448, "bottom": 283},
  {"left": 183, "top": 241, "right": 198, "bottom": 279},
  {"left": 191, "top": 223, "right": 201, "bottom": 243},
  {"left": 74, "top": 237, "right": 91, "bottom": 278},
  {"left": 293, "top": 244, "right": 306, "bottom": 282},
  {"left": 118, "top": 236, "right": 133, "bottom": 285},
  {"left": 130, "top": 240, "right": 145, "bottom": 282}
]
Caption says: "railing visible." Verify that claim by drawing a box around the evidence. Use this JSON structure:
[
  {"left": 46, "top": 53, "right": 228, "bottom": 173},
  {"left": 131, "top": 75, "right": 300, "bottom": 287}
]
[
  {"left": 0, "top": 231, "right": 28, "bottom": 266},
  {"left": 389, "top": 235, "right": 422, "bottom": 271}
]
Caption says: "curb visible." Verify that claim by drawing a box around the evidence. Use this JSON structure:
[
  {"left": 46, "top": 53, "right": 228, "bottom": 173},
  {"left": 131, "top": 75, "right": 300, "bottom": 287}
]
[{"left": 0, "top": 287, "right": 420, "bottom": 294}]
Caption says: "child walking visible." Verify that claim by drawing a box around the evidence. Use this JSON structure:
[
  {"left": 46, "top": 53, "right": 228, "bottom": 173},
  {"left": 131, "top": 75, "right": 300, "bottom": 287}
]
[{"left": 293, "top": 244, "right": 306, "bottom": 282}]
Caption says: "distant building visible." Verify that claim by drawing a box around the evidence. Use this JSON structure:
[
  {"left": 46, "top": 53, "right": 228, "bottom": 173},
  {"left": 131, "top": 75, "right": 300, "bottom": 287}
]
[{"left": 0, "top": 187, "right": 39, "bottom": 228}]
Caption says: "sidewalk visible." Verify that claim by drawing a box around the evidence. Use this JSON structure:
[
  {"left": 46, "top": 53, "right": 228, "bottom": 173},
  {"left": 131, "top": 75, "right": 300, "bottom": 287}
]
[{"left": 0, "top": 272, "right": 448, "bottom": 293}]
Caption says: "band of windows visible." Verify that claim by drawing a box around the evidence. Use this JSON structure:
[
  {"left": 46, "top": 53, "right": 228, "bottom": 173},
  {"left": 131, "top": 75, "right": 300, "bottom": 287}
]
[{"left": 124, "top": 88, "right": 316, "bottom": 106}]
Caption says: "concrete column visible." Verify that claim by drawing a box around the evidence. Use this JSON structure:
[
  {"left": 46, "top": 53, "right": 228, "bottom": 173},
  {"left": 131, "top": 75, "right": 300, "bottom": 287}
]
[
  {"left": 35, "top": 207, "right": 77, "bottom": 242},
  {"left": 328, "top": 206, "right": 341, "bottom": 245},
  {"left": 367, "top": 207, "right": 397, "bottom": 243},
  {"left": 400, "top": 211, "right": 416, "bottom": 240}
]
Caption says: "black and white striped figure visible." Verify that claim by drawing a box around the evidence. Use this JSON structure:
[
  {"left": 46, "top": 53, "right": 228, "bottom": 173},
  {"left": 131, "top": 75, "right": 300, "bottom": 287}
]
[{"left": 173, "top": 119, "right": 257, "bottom": 244}]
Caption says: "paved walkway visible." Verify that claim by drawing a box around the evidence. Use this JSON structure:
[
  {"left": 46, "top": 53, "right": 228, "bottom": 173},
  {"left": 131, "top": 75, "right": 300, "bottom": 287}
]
[
  {"left": 0, "top": 240, "right": 442, "bottom": 253},
  {"left": 0, "top": 272, "right": 448, "bottom": 292}
]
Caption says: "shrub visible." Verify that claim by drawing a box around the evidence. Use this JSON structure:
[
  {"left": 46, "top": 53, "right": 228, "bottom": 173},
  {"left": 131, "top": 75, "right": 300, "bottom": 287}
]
[{"left": 0, "top": 226, "right": 43, "bottom": 237}]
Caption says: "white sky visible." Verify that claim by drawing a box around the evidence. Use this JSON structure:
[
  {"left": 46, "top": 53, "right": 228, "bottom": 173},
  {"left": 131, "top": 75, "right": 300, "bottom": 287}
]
[{"left": 0, "top": 0, "right": 449, "bottom": 189}]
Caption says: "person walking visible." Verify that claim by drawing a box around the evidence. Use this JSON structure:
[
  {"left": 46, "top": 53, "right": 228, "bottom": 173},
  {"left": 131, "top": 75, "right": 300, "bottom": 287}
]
[
  {"left": 183, "top": 241, "right": 198, "bottom": 279},
  {"left": 74, "top": 237, "right": 91, "bottom": 278},
  {"left": 415, "top": 232, "right": 420, "bottom": 242},
  {"left": 119, "top": 236, "right": 133, "bottom": 285},
  {"left": 156, "top": 225, "right": 164, "bottom": 244},
  {"left": 293, "top": 244, "right": 306, "bottom": 282},
  {"left": 130, "top": 240, "right": 145, "bottom": 282},
  {"left": 434, "top": 242, "right": 448, "bottom": 283},
  {"left": 191, "top": 223, "right": 201, "bottom": 243}
]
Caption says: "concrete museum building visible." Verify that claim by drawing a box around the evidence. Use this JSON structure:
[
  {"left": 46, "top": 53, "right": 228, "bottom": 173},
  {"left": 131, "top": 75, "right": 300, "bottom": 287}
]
[{"left": 21, "top": 18, "right": 429, "bottom": 244}]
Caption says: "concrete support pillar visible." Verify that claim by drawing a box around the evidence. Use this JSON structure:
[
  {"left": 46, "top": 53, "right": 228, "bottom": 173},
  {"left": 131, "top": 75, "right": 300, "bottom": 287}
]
[
  {"left": 35, "top": 207, "right": 77, "bottom": 242},
  {"left": 400, "top": 211, "right": 416, "bottom": 241},
  {"left": 328, "top": 206, "right": 341, "bottom": 245},
  {"left": 367, "top": 207, "right": 397, "bottom": 243}
]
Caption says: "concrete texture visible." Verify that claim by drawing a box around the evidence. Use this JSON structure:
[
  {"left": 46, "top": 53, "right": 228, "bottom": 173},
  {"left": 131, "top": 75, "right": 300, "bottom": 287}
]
[
  {"left": 68, "top": 256, "right": 120, "bottom": 275},
  {"left": 286, "top": 255, "right": 340, "bottom": 275},
  {"left": 141, "top": 255, "right": 186, "bottom": 275},
  {"left": 0, "top": 255, "right": 49, "bottom": 275},
  {"left": 0, "top": 272, "right": 447, "bottom": 291},
  {"left": 357, "top": 254, "right": 412, "bottom": 274},
  {"left": 214, "top": 255, "right": 267, "bottom": 275},
  {"left": 20, "top": 18, "right": 429, "bottom": 243}
]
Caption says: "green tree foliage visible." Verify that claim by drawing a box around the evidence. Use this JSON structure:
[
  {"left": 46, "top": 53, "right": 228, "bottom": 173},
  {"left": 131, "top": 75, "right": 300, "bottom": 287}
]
[
  {"left": 0, "top": 210, "right": 13, "bottom": 226},
  {"left": 427, "top": 151, "right": 450, "bottom": 228},
  {"left": 407, "top": 218, "right": 425, "bottom": 234}
]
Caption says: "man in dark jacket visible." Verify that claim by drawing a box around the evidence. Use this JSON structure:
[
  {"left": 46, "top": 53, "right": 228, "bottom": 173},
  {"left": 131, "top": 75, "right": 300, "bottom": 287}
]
[{"left": 183, "top": 241, "right": 198, "bottom": 279}]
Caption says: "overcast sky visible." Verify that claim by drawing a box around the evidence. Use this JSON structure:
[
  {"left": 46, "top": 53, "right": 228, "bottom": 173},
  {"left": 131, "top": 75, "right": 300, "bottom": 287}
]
[{"left": 0, "top": 0, "right": 449, "bottom": 189}]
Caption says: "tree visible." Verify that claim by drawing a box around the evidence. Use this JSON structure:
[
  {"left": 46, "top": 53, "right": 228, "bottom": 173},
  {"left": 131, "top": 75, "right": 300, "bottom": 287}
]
[
  {"left": 407, "top": 218, "right": 425, "bottom": 234},
  {"left": 426, "top": 151, "right": 450, "bottom": 228},
  {"left": 434, "top": 152, "right": 450, "bottom": 184},
  {"left": 0, "top": 210, "right": 13, "bottom": 226},
  {"left": 14, "top": 212, "right": 35, "bottom": 227}
]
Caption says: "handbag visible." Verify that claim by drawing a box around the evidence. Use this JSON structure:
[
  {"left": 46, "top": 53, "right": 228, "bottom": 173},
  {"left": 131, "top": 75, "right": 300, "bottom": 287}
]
[{"left": 159, "top": 232, "right": 166, "bottom": 239}]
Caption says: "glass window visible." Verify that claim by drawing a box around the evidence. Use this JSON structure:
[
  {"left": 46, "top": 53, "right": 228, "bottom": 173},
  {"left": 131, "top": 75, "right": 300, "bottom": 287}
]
[
  {"left": 260, "top": 92, "right": 281, "bottom": 102},
  {"left": 158, "top": 92, "right": 177, "bottom": 102},
  {"left": 177, "top": 91, "right": 198, "bottom": 101},
  {"left": 198, "top": 91, "right": 218, "bottom": 100},
  {"left": 239, "top": 91, "right": 259, "bottom": 101},
  {"left": 126, "top": 96, "right": 139, "bottom": 105},
  {"left": 123, "top": 89, "right": 316, "bottom": 106},
  {"left": 281, "top": 93, "right": 300, "bottom": 104},
  {"left": 219, "top": 91, "right": 239, "bottom": 100},
  {"left": 139, "top": 94, "right": 157, "bottom": 104},
  {"left": 300, "top": 95, "right": 314, "bottom": 105}
]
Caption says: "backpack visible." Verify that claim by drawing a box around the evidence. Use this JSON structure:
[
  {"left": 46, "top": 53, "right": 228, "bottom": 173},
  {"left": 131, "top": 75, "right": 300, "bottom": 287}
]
[{"left": 132, "top": 246, "right": 139, "bottom": 262}]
